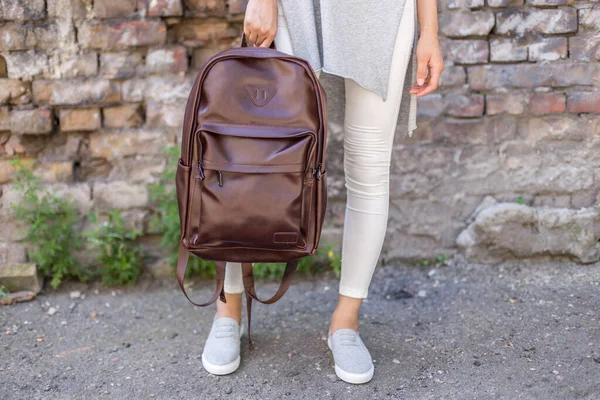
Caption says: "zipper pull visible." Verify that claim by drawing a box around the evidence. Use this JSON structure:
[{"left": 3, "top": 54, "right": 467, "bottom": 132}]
[
  {"left": 197, "top": 162, "right": 205, "bottom": 180},
  {"left": 313, "top": 162, "right": 322, "bottom": 180},
  {"left": 217, "top": 170, "right": 223, "bottom": 187}
]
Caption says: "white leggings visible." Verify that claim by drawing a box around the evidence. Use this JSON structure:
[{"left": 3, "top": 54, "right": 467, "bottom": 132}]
[{"left": 224, "top": 0, "right": 416, "bottom": 299}]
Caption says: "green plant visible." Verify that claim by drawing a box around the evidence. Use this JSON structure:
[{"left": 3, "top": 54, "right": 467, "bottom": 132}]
[
  {"left": 83, "top": 210, "right": 142, "bottom": 286},
  {"left": 418, "top": 253, "right": 450, "bottom": 267},
  {"left": 253, "top": 244, "right": 342, "bottom": 280},
  {"left": 0, "top": 286, "right": 8, "bottom": 300},
  {"left": 436, "top": 254, "right": 450, "bottom": 266},
  {"left": 514, "top": 196, "right": 526, "bottom": 205},
  {"left": 8, "top": 158, "right": 86, "bottom": 288},
  {"left": 148, "top": 146, "right": 217, "bottom": 279}
]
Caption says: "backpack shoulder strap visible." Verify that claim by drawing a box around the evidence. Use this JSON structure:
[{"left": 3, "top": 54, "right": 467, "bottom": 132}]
[
  {"left": 241, "top": 260, "right": 298, "bottom": 350},
  {"left": 176, "top": 244, "right": 227, "bottom": 306}
]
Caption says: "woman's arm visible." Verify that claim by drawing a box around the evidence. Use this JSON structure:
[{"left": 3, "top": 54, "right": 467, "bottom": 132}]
[
  {"left": 244, "top": 0, "right": 278, "bottom": 48},
  {"left": 409, "top": 0, "right": 444, "bottom": 97}
]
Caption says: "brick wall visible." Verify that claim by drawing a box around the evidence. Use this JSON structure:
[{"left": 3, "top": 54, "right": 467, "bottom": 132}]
[
  {"left": 323, "top": 0, "right": 600, "bottom": 264},
  {"left": 0, "top": 0, "right": 599, "bottom": 270}
]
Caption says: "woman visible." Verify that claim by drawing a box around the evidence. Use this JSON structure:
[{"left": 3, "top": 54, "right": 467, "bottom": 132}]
[{"left": 201, "top": 0, "right": 443, "bottom": 384}]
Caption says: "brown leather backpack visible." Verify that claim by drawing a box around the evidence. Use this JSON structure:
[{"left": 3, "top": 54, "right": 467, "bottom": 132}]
[{"left": 175, "top": 33, "right": 328, "bottom": 349}]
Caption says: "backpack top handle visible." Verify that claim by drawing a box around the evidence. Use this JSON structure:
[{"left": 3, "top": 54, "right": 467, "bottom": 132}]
[{"left": 240, "top": 32, "right": 277, "bottom": 50}]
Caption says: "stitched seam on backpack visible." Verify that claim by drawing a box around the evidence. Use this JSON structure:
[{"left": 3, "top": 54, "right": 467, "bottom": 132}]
[
  {"left": 187, "top": 173, "right": 198, "bottom": 242},
  {"left": 202, "top": 122, "right": 315, "bottom": 131},
  {"left": 307, "top": 180, "right": 313, "bottom": 243},
  {"left": 204, "top": 159, "right": 303, "bottom": 167}
]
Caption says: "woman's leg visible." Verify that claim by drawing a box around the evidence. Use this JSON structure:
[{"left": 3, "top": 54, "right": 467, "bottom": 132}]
[
  {"left": 330, "top": 0, "right": 416, "bottom": 334},
  {"left": 219, "top": 0, "right": 322, "bottom": 322}
]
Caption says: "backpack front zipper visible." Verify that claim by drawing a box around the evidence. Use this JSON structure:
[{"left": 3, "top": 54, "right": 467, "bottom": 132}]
[{"left": 216, "top": 171, "right": 223, "bottom": 186}]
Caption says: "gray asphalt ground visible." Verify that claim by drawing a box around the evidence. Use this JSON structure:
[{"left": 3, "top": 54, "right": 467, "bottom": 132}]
[{"left": 1, "top": 256, "right": 599, "bottom": 400}]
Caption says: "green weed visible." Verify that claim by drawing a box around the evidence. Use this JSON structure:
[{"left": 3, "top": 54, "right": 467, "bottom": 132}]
[
  {"left": 83, "top": 210, "right": 143, "bottom": 286},
  {"left": 8, "top": 158, "right": 86, "bottom": 288}
]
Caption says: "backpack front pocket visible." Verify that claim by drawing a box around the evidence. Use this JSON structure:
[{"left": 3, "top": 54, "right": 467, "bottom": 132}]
[{"left": 186, "top": 123, "right": 316, "bottom": 250}]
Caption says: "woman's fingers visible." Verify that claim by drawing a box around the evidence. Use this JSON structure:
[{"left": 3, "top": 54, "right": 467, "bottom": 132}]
[
  {"left": 243, "top": 0, "right": 278, "bottom": 47},
  {"left": 247, "top": 30, "right": 259, "bottom": 46},
  {"left": 415, "top": 60, "right": 443, "bottom": 97},
  {"left": 415, "top": 56, "right": 428, "bottom": 87},
  {"left": 258, "top": 28, "right": 277, "bottom": 47}
]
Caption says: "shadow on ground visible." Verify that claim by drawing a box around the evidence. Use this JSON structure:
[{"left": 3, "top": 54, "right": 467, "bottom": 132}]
[{"left": 1, "top": 257, "right": 599, "bottom": 399}]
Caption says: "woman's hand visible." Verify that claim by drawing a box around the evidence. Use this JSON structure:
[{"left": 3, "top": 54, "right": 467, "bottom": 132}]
[
  {"left": 244, "top": 0, "right": 278, "bottom": 48},
  {"left": 409, "top": 33, "right": 444, "bottom": 97}
]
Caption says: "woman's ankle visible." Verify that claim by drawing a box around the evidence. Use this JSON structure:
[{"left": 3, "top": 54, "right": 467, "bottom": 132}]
[
  {"left": 330, "top": 294, "right": 362, "bottom": 334},
  {"left": 330, "top": 311, "right": 359, "bottom": 334},
  {"left": 216, "top": 292, "right": 243, "bottom": 324}
]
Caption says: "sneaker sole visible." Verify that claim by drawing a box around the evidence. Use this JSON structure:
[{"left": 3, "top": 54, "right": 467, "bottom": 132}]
[
  {"left": 201, "top": 353, "right": 241, "bottom": 375},
  {"left": 327, "top": 336, "right": 374, "bottom": 384},
  {"left": 201, "top": 321, "right": 244, "bottom": 376}
]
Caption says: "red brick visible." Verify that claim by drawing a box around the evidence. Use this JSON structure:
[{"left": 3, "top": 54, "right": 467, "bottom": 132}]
[
  {"left": 146, "top": 101, "right": 185, "bottom": 128},
  {"left": 526, "top": 0, "right": 566, "bottom": 5},
  {"left": 0, "top": 107, "right": 9, "bottom": 131},
  {"left": 446, "top": 0, "right": 484, "bottom": 9},
  {"left": 102, "top": 104, "right": 144, "bottom": 128},
  {"left": 0, "top": 79, "right": 31, "bottom": 105},
  {"left": 468, "top": 63, "right": 598, "bottom": 90},
  {"left": 192, "top": 44, "right": 227, "bottom": 68},
  {"left": 138, "top": 0, "right": 183, "bottom": 16},
  {"left": 93, "top": 0, "right": 136, "bottom": 18},
  {"left": 47, "top": 0, "right": 91, "bottom": 19},
  {"left": 53, "top": 52, "right": 99, "bottom": 78},
  {"left": 100, "top": 52, "right": 143, "bottom": 79},
  {"left": 442, "top": 39, "right": 488, "bottom": 64},
  {"left": 0, "top": 0, "right": 46, "bottom": 21},
  {"left": 183, "top": 0, "right": 226, "bottom": 15},
  {"left": 121, "top": 75, "right": 194, "bottom": 103},
  {"left": 9, "top": 109, "right": 54, "bottom": 134},
  {"left": 528, "top": 38, "right": 568, "bottom": 62},
  {"left": 33, "top": 79, "right": 121, "bottom": 106},
  {"left": 490, "top": 38, "right": 527, "bottom": 62},
  {"left": 415, "top": 94, "right": 445, "bottom": 119},
  {"left": 439, "top": 11, "right": 495, "bottom": 37},
  {"left": 486, "top": 92, "right": 528, "bottom": 115},
  {"left": 169, "top": 20, "right": 236, "bottom": 46},
  {"left": 34, "top": 162, "right": 74, "bottom": 183},
  {"left": 567, "top": 91, "right": 600, "bottom": 113},
  {"left": 146, "top": 47, "right": 188, "bottom": 74},
  {"left": 445, "top": 93, "right": 485, "bottom": 117},
  {"left": 495, "top": 9, "right": 577, "bottom": 35},
  {"left": 580, "top": 8, "right": 600, "bottom": 32},
  {"left": 59, "top": 108, "right": 101, "bottom": 131},
  {"left": 4, "top": 51, "right": 49, "bottom": 80},
  {"left": 487, "top": 0, "right": 523, "bottom": 6},
  {"left": 439, "top": 66, "right": 466, "bottom": 88},
  {"left": 570, "top": 35, "right": 600, "bottom": 62},
  {"left": 529, "top": 92, "right": 566, "bottom": 115},
  {"left": 89, "top": 129, "right": 169, "bottom": 159},
  {"left": 228, "top": 0, "right": 248, "bottom": 14},
  {"left": 78, "top": 20, "right": 167, "bottom": 50},
  {"left": 0, "top": 22, "right": 75, "bottom": 51}
]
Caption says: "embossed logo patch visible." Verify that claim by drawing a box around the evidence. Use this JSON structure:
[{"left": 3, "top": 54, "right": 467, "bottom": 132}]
[{"left": 244, "top": 84, "right": 277, "bottom": 107}]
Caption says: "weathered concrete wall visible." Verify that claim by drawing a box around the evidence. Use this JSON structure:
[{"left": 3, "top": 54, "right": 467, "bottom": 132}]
[{"left": 0, "top": 0, "right": 599, "bottom": 269}]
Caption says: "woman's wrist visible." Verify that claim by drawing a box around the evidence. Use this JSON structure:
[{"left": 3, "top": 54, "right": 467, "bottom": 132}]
[{"left": 419, "top": 25, "right": 439, "bottom": 39}]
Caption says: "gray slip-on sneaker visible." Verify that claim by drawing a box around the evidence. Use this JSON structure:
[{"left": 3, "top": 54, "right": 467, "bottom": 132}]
[
  {"left": 201, "top": 315, "right": 244, "bottom": 375},
  {"left": 327, "top": 328, "right": 374, "bottom": 384}
]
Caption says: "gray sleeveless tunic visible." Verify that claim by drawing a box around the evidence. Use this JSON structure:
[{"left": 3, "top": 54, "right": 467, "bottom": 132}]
[{"left": 277, "top": 0, "right": 419, "bottom": 136}]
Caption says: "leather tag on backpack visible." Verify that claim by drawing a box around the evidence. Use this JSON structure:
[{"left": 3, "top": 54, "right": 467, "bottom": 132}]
[{"left": 273, "top": 232, "right": 298, "bottom": 244}]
